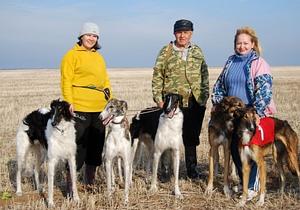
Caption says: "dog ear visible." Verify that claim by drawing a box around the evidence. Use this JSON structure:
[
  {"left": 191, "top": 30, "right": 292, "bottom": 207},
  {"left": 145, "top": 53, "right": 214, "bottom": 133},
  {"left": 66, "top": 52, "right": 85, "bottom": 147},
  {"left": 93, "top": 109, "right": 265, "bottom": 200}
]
[
  {"left": 178, "top": 94, "right": 183, "bottom": 108},
  {"left": 233, "top": 107, "right": 245, "bottom": 119},
  {"left": 121, "top": 100, "right": 128, "bottom": 112}
]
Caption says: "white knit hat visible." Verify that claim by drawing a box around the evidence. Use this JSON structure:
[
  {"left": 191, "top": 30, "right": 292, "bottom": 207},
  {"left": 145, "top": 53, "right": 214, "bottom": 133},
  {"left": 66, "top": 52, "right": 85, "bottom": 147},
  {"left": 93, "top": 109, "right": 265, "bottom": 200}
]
[{"left": 78, "top": 22, "right": 100, "bottom": 38}]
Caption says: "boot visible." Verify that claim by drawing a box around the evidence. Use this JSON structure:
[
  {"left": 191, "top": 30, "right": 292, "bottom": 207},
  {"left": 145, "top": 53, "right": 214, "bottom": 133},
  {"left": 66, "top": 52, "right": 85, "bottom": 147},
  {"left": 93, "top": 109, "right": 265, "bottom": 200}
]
[
  {"left": 185, "top": 146, "right": 201, "bottom": 179},
  {"left": 85, "top": 165, "right": 97, "bottom": 186}
]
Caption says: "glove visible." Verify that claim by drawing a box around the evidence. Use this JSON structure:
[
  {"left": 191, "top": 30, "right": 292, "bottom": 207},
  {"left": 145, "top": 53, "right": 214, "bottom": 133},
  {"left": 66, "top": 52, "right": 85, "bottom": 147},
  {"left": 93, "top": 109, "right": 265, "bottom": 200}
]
[{"left": 103, "top": 88, "right": 110, "bottom": 101}]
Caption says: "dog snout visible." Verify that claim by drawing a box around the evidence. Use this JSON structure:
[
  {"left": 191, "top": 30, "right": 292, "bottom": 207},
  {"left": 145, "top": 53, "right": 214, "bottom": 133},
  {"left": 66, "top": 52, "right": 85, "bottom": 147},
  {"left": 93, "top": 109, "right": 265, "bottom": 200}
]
[{"left": 249, "top": 122, "right": 256, "bottom": 133}]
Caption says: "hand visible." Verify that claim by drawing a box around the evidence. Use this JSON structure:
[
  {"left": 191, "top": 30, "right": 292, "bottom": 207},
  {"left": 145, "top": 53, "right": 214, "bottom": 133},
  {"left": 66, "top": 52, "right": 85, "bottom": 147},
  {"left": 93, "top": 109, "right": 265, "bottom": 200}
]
[
  {"left": 157, "top": 101, "right": 164, "bottom": 109},
  {"left": 255, "top": 113, "right": 260, "bottom": 126},
  {"left": 103, "top": 88, "right": 110, "bottom": 101},
  {"left": 69, "top": 104, "right": 74, "bottom": 115}
]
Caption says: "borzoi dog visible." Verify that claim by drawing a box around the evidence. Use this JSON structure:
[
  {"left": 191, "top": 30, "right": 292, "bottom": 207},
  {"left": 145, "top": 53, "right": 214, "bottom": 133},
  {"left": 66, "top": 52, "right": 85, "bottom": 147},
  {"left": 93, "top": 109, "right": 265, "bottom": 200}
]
[
  {"left": 16, "top": 99, "right": 79, "bottom": 207},
  {"left": 149, "top": 93, "right": 184, "bottom": 198},
  {"left": 235, "top": 107, "right": 300, "bottom": 206},
  {"left": 99, "top": 98, "right": 132, "bottom": 203},
  {"left": 205, "top": 96, "right": 245, "bottom": 197},
  {"left": 130, "top": 107, "right": 162, "bottom": 176}
]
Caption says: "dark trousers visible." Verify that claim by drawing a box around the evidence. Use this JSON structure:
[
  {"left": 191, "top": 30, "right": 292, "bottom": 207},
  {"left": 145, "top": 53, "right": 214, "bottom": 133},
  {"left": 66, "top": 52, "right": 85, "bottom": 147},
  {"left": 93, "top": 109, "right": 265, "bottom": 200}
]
[
  {"left": 74, "top": 112, "right": 105, "bottom": 171},
  {"left": 231, "top": 132, "right": 260, "bottom": 190},
  {"left": 182, "top": 96, "right": 206, "bottom": 174},
  {"left": 182, "top": 96, "right": 206, "bottom": 147}
]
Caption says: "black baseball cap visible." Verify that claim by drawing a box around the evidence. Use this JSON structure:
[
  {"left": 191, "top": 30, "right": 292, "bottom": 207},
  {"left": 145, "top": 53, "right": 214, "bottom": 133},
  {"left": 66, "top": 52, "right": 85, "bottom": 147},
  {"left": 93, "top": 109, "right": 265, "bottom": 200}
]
[{"left": 174, "top": 19, "right": 193, "bottom": 33}]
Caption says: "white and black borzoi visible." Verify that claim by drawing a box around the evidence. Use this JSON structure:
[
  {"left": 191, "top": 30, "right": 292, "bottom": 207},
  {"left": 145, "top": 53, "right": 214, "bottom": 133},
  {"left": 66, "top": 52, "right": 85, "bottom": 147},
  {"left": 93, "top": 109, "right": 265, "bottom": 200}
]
[
  {"left": 148, "top": 93, "right": 184, "bottom": 198},
  {"left": 16, "top": 99, "right": 79, "bottom": 207},
  {"left": 99, "top": 98, "right": 132, "bottom": 203},
  {"left": 130, "top": 106, "right": 162, "bottom": 176}
]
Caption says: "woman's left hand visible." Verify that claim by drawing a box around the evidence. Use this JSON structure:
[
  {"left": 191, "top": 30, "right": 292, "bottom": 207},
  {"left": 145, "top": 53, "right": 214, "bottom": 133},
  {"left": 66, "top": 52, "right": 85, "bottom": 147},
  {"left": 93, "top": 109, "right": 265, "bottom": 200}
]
[{"left": 255, "top": 113, "right": 260, "bottom": 126}]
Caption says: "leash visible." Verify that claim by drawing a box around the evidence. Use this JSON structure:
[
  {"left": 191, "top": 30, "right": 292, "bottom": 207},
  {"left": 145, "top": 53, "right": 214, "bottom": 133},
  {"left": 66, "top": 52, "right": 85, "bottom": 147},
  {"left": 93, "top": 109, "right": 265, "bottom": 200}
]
[
  {"left": 127, "top": 107, "right": 161, "bottom": 116},
  {"left": 72, "top": 85, "right": 110, "bottom": 100}
]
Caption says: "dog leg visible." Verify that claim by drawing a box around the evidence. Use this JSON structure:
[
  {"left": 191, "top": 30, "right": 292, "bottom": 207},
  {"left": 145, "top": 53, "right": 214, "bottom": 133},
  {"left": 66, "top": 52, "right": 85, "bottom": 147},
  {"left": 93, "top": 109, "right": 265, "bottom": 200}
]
[
  {"left": 16, "top": 158, "right": 23, "bottom": 196},
  {"left": 124, "top": 157, "right": 130, "bottom": 204},
  {"left": 223, "top": 142, "right": 232, "bottom": 198},
  {"left": 105, "top": 159, "right": 113, "bottom": 198},
  {"left": 149, "top": 151, "right": 161, "bottom": 193},
  {"left": 131, "top": 138, "right": 139, "bottom": 171},
  {"left": 275, "top": 154, "right": 286, "bottom": 193},
  {"left": 47, "top": 158, "right": 57, "bottom": 207},
  {"left": 173, "top": 149, "right": 182, "bottom": 198},
  {"left": 34, "top": 146, "right": 45, "bottom": 193},
  {"left": 206, "top": 145, "right": 215, "bottom": 194},
  {"left": 68, "top": 156, "right": 79, "bottom": 203},
  {"left": 33, "top": 165, "right": 41, "bottom": 193},
  {"left": 117, "top": 157, "right": 123, "bottom": 184},
  {"left": 237, "top": 154, "right": 250, "bottom": 207},
  {"left": 256, "top": 155, "right": 266, "bottom": 206},
  {"left": 214, "top": 148, "right": 219, "bottom": 177},
  {"left": 230, "top": 160, "right": 239, "bottom": 182}
]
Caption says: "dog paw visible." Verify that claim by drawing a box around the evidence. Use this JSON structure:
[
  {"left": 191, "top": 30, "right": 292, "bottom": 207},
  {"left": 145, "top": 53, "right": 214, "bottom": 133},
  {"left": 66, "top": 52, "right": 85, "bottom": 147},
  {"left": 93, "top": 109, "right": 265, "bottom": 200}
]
[
  {"left": 16, "top": 191, "right": 22, "bottom": 196},
  {"left": 256, "top": 195, "right": 265, "bottom": 206},
  {"left": 205, "top": 186, "right": 213, "bottom": 195},
  {"left": 236, "top": 199, "right": 246, "bottom": 207},
  {"left": 47, "top": 201, "right": 55, "bottom": 208},
  {"left": 73, "top": 195, "right": 80, "bottom": 203},
  {"left": 149, "top": 185, "right": 158, "bottom": 194},
  {"left": 174, "top": 190, "right": 183, "bottom": 199},
  {"left": 223, "top": 186, "right": 232, "bottom": 198}
]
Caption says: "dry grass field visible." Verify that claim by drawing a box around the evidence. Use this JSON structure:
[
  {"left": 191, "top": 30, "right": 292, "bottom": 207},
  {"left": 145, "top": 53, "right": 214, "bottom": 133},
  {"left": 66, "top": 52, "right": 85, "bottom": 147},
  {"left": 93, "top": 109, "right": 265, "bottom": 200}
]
[{"left": 0, "top": 67, "right": 299, "bottom": 209}]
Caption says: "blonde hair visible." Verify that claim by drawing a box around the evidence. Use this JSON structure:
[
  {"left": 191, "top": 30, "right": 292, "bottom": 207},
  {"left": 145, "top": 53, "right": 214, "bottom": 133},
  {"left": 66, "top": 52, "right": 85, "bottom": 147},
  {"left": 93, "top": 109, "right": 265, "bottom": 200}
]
[{"left": 234, "top": 26, "right": 262, "bottom": 55}]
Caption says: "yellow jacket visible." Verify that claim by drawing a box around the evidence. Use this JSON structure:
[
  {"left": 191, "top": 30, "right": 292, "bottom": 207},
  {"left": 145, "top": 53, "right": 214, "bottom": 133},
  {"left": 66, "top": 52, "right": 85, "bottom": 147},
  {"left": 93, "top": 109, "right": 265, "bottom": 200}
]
[{"left": 60, "top": 44, "right": 112, "bottom": 112}]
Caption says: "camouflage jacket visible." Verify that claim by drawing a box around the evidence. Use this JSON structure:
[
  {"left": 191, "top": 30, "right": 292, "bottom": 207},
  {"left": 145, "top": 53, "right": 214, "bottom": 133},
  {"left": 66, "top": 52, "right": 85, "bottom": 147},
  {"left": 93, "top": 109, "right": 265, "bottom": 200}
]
[{"left": 152, "top": 42, "right": 209, "bottom": 107}]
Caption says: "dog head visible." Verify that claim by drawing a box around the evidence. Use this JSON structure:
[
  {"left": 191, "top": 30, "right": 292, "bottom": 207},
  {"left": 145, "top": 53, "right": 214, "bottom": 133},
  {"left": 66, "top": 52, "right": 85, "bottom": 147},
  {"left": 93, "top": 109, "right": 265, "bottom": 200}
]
[
  {"left": 214, "top": 96, "right": 246, "bottom": 117},
  {"left": 211, "top": 96, "right": 246, "bottom": 132},
  {"left": 99, "top": 98, "right": 128, "bottom": 125},
  {"left": 50, "top": 99, "right": 73, "bottom": 126},
  {"left": 234, "top": 106, "right": 257, "bottom": 144},
  {"left": 162, "top": 93, "right": 183, "bottom": 118}
]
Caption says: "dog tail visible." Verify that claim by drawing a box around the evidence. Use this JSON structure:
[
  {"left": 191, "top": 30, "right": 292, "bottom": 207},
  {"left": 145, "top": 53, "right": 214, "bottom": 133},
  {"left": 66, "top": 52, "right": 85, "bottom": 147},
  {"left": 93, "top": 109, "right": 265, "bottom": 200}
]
[
  {"left": 130, "top": 114, "right": 141, "bottom": 145},
  {"left": 279, "top": 120, "right": 300, "bottom": 176}
]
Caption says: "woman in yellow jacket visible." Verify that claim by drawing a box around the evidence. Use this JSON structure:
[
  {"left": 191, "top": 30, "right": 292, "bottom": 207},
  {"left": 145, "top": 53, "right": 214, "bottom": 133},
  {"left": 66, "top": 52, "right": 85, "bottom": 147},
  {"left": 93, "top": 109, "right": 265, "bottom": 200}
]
[{"left": 60, "top": 22, "right": 112, "bottom": 188}]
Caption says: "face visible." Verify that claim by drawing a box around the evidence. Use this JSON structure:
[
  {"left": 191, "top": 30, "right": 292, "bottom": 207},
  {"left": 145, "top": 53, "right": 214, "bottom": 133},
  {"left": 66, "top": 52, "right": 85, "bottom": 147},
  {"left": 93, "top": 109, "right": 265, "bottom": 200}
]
[
  {"left": 235, "top": 33, "right": 254, "bottom": 55},
  {"left": 81, "top": 34, "right": 98, "bottom": 50},
  {"left": 174, "top": 31, "right": 193, "bottom": 48}
]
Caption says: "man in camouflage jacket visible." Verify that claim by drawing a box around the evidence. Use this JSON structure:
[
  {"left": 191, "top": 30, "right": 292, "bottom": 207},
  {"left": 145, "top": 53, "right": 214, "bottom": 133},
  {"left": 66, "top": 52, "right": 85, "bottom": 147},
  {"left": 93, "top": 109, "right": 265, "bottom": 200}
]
[{"left": 152, "top": 19, "right": 209, "bottom": 179}]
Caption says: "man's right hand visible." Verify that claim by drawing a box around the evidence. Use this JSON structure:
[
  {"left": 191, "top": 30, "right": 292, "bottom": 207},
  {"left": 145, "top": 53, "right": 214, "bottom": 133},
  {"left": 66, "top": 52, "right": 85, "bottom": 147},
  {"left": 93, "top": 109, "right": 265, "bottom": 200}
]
[{"left": 157, "top": 101, "right": 164, "bottom": 108}]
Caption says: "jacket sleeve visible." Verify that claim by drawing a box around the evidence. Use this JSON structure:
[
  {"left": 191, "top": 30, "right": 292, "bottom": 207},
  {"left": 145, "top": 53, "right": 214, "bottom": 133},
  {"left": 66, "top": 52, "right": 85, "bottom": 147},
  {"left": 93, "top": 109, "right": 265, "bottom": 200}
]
[
  {"left": 152, "top": 46, "right": 168, "bottom": 103},
  {"left": 101, "top": 60, "right": 113, "bottom": 100},
  {"left": 199, "top": 59, "right": 209, "bottom": 106},
  {"left": 211, "top": 69, "right": 227, "bottom": 105},
  {"left": 60, "top": 52, "right": 74, "bottom": 105},
  {"left": 251, "top": 58, "right": 273, "bottom": 117}
]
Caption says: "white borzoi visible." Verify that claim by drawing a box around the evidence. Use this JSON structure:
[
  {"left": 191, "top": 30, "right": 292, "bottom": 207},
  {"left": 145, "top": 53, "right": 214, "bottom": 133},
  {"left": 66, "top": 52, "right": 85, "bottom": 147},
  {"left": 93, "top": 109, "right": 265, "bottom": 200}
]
[
  {"left": 149, "top": 93, "right": 184, "bottom": 198},
  {"left": 16, "top": 99, "right": 79, "bottom": 207},
  {"left": 99, "top": 98, "right": 132, "bottom": 203}
]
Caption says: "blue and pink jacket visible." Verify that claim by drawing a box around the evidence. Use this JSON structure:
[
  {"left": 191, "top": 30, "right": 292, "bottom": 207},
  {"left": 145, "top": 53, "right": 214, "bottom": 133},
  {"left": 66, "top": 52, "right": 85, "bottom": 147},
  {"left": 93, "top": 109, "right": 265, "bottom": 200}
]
[{"left": 212, "top": 51, "right": 276, "bottom": 117}]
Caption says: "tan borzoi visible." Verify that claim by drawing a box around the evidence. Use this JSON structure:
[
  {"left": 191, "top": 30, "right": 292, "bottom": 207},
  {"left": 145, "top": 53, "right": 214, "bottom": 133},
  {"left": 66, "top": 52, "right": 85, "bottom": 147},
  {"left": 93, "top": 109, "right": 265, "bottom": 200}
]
[
  {"left": 205, "top": 96, "right": 245, "bottom": 197},
  {"left": 235, "top": 107, "right": 300, "bottom": 206}
]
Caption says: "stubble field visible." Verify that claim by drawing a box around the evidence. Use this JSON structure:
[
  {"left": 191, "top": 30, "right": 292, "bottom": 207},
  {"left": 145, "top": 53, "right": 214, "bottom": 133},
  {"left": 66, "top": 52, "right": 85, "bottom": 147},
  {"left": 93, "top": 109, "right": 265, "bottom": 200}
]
[{"left": 0, "top": 67, "right": 299, "bottom": 209}]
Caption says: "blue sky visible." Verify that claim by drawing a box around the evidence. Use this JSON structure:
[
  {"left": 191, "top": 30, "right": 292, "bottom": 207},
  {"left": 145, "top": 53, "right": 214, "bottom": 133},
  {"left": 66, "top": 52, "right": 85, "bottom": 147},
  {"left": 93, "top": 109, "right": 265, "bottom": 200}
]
[{"left": 0, "top": 0, "right": 299, "bottom": 69}]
